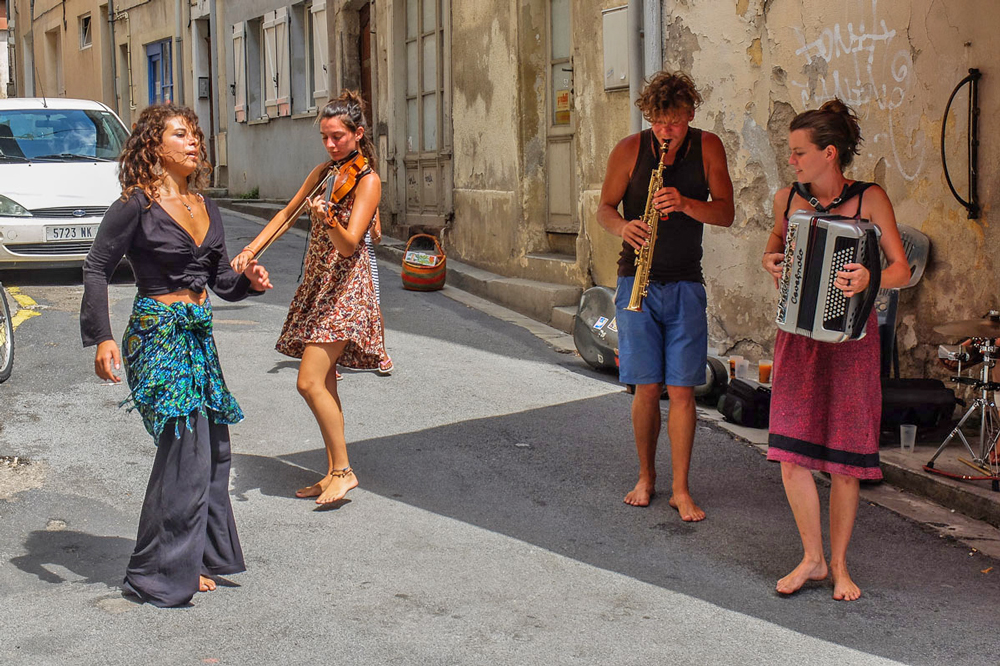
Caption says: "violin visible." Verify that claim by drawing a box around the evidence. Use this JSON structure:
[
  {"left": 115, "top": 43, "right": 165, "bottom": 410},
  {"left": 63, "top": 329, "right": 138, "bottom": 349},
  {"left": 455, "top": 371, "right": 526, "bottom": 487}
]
[
  {"left": 329, "top": 150, "right": 371, "bottom": 203},
  {"left": 247, "top": 151, "right": 372, "bottom": 259}
]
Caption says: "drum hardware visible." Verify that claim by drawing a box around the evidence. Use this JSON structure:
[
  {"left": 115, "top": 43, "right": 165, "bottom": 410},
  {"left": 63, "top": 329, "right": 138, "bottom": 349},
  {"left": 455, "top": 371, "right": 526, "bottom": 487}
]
[{"left": 925, "top": 334, "right": 1000, "bottom": 491}]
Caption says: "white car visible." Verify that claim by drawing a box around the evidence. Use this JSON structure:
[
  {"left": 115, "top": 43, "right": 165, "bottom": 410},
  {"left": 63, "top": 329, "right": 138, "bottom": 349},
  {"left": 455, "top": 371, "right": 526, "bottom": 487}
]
[{"left": 0, "top": 98, "right": 129, "bottom": 268}]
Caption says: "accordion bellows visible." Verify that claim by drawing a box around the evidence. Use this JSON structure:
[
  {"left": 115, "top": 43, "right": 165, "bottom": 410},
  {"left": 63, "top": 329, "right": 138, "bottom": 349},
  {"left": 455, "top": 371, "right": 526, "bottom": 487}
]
[{"left": 776, "top": 212, "right": 882, "bottom": 343}]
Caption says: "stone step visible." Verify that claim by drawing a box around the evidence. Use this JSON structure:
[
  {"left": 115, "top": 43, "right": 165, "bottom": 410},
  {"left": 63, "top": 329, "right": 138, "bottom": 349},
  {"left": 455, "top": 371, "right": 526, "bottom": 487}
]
[
  {"left": 373, "top": 241, "right": 581, "bottom": 326},
  {"left": 550, "top": 305, "right": 578, "bottom": 334},
  {"left": 524, "top": 252, "right": 583, "bottom": 286}
]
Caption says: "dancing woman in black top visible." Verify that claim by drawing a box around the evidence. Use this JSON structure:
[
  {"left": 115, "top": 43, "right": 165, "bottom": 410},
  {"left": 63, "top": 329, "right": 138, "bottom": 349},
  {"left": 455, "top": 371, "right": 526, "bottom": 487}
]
[{"left": 81, "top": 104, "right": 271, "bottom": 607}]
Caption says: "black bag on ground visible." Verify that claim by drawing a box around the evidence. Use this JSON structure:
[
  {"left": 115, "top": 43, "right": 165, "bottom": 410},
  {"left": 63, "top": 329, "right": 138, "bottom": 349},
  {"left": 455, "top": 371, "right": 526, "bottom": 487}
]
[
  {"left": 880, "top": 377, "right": 958, "bottom": 435},
  {"left": 718, "top": 378, "right": 771, "bottom": 429}
]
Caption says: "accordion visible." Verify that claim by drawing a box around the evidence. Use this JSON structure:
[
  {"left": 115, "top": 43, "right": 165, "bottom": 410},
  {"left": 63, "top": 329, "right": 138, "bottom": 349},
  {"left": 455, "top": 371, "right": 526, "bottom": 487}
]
[{"left": 775, "top": 212, "right": 882, "bottom": 343}]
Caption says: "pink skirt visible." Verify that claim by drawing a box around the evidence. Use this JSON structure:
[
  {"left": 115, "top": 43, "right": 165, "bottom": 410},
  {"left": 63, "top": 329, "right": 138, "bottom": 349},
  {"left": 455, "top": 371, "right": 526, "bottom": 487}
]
[{"left": 766, "top": 310, "right": 882, "bottom": 480}]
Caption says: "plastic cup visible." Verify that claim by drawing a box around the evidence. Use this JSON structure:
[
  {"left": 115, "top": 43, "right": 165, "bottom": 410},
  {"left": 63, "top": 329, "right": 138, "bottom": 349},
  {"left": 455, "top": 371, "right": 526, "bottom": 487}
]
[
  {"left": 758, "top": 359, "right": 773, "bottom": 383},
  {"left": 900, "top": 424, "right": 917, "bottom": 453},
  {"left": 728, "top": 355, "right": 744, "bottom": 380},
  {"left": 736, "top": 359, "right": 750, "bottom": 380},
  {"left": 759, "top": 359, "right": 773, "bottom": 384}
]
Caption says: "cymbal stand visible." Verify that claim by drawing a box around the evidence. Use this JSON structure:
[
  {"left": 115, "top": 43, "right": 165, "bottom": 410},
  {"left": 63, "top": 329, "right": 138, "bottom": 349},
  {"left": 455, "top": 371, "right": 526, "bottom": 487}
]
[{"left": 925, "top": 339, "right": 1000, "bottom": 491}]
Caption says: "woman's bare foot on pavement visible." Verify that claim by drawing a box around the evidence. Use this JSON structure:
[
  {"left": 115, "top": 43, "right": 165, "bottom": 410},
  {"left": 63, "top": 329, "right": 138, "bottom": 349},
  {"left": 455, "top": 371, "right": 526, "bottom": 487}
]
[
  {"left": 624, "top": 479, "right": 656, "bottom": 506},
  {"left": 316, "top": 468, "right": 358, "bottom": 505},
  {"left": 776, "top": 557, "right": 828, "bottom": 595},
  {"left": 830, "top": 562, "right": 861, "bottom": 601},
  {"left": 199, "top": 575, "right": 216, "bottom": 592},
  {"left": 295, "top": 474, "right": 333, "bottom": 498},
  {"left": 668, "top": 493, "right": 706, "bottom": 521}
]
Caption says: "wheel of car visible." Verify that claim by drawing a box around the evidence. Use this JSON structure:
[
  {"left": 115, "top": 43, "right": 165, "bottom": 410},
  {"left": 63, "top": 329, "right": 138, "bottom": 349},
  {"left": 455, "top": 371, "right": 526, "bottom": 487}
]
[{"left": 0, "top": 287, "right": 13, "bottom": 383}]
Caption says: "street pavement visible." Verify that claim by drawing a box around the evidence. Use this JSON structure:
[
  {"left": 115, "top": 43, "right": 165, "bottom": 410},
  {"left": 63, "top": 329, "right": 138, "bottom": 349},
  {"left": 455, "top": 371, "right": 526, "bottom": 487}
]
[{"left": 1, "top": 213, "right": 998, "bottom": 666}]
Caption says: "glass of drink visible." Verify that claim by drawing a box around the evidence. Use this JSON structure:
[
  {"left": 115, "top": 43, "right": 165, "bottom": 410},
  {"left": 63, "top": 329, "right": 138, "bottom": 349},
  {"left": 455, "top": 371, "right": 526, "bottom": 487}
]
[
  {"left": 759, "top": 359, "right": 773, "bottom": 384},
  {"left": 728, "top": 355, "right": 743, "bottom": 380}
]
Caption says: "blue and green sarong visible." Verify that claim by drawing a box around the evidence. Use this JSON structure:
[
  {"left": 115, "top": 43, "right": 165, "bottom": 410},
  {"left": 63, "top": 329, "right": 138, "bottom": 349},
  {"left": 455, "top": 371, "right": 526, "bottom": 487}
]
[{"left": 121, "top": 296, "right": 243, "bottom": 440}]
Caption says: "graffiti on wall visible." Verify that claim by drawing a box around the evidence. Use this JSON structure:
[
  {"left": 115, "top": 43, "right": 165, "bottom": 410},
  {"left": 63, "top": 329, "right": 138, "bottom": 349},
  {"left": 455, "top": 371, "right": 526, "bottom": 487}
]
[{"left": 789, "top": 1, "right": 924, "bottom": 181}]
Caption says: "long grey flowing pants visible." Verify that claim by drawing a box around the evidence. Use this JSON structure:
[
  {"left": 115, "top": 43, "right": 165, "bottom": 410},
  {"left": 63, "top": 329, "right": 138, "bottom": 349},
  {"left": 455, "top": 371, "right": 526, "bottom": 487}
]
[{"left": 123, "top": 411, "right": 245, "bottom": 607}]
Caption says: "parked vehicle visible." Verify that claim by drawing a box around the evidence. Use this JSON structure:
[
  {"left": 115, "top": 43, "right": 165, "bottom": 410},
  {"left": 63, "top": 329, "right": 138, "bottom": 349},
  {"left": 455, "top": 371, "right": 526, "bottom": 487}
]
[
  {"left": 0, "top": 98, "right": 129, "bottom": 268},
  {"left": 0, "top": 282, "right": 12, "bottom": 383}
]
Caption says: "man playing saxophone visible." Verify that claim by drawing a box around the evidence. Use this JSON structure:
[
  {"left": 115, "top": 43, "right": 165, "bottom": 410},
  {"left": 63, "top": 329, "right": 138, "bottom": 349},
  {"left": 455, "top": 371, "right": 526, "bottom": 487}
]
[{"left": 597, "top": 71, "right": 734, "bottom": 520}]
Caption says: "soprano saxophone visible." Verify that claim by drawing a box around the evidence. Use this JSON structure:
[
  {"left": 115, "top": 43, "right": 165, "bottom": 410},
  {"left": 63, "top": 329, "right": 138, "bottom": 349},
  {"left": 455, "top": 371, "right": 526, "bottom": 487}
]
[{"left": 625, "top": 138, "right": 670, "bottom": 312}]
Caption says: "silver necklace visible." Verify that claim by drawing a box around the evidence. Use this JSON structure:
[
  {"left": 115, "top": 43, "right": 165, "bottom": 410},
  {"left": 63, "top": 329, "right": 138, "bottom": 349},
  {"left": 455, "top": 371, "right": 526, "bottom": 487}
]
[{"left": 179, "top": 194, "right": 199, "bottom": 218}]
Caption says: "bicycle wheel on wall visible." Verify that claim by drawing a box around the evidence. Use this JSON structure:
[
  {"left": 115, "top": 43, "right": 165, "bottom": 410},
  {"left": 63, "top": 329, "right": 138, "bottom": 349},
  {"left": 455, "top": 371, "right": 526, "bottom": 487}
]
[{"left": 0, "top": 286, "right": 13, "bottom": 383}]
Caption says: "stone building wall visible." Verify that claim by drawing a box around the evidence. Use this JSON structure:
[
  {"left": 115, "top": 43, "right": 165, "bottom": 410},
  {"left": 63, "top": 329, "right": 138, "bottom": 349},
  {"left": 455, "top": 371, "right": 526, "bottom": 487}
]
[{"left": 617, "top": 0, "right": 998, "bottom": 377}]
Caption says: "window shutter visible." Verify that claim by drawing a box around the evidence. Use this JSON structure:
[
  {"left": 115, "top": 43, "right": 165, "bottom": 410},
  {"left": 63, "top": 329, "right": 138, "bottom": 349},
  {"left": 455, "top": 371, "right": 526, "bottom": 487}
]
[
  {"left": 262, "top": 10, "right": 279, "bottom": 118},
  {"left": 310, "top": 1, "right": 329, "bottom": 104},
  {"left": 275, "top": 7, "right": 291, "bottom": 116},
  {"left": 232, "top": 23, "right": 247, "bottom": 123}
]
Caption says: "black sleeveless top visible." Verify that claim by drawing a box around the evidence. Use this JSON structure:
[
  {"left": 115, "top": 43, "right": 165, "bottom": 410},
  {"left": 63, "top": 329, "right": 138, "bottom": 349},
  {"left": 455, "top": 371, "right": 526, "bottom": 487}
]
[{"left": 617, "top": 127, "right": 710, "bottom": 283}]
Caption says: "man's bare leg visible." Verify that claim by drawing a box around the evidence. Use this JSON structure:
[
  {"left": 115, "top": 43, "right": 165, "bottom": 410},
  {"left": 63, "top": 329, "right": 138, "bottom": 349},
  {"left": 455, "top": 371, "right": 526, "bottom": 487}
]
[
  {"left": 776, "top": 461, "right": 828, "bottom": 594},
  {"left": 625, "top": 383, "right": 662, "bottom": 506},
  {"left": 829, "top": 473, "right": 862, "bottom": 601},
  {"left": 664, "top": 385, "right": 705, "bottom": 521}
]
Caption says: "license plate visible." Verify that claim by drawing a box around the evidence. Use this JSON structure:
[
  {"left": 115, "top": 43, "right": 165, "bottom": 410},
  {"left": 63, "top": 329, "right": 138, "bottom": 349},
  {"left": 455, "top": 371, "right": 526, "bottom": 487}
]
[{"left": 45, "top": 225, "right": 99, "bottom": 241}]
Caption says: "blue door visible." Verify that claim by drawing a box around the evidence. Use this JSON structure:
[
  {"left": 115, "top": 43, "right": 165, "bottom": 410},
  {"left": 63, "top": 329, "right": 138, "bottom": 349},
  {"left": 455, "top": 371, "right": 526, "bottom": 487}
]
[{"left": 146, "top": 40, "right": 173, "bottom": 104}]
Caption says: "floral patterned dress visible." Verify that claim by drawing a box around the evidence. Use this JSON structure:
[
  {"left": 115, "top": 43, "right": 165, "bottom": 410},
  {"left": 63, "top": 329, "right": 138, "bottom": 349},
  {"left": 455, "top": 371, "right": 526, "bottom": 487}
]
[{"left": 275, "top": 179, "right": 385, "bottom": 367}]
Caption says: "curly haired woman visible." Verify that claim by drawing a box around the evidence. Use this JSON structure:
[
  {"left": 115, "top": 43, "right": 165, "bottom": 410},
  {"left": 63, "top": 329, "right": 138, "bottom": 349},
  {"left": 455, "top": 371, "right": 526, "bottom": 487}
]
[{"left": 81, "top": 103, "right": 272, "bottom": 607}]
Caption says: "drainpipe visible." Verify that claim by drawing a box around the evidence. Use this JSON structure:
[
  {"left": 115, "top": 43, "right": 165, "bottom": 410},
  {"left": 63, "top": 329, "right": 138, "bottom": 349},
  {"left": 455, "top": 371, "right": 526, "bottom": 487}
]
[
  {"left": 174, "top": 0, "right": 184, "bottom": 103},
  {"left": 627, "top": 0, "right": 643, "bottom": 133},
  {"left": 108, "top": 0, "right": 118, "bottom": 114},
  {"left": 643, "top": 1, "right": 661, "bottom": 85},
  {"left": 209, "top": 0, "right": 219, "bottom": 133}
]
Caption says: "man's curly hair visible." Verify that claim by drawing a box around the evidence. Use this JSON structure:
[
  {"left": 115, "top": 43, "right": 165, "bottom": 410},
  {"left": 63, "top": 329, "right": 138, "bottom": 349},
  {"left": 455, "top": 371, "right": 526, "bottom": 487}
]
[
  {"left": 118, "top": 104, "right": 211, "bottom": 202},
  {"left": 636, "top": 71, "right": 703, "bottom": 122}
]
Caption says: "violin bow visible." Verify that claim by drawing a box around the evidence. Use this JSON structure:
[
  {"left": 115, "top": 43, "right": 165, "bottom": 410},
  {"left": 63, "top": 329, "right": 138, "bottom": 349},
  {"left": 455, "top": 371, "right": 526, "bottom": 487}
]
[{"left": 251, "top": 161, "right": 335, "bottom": 260}]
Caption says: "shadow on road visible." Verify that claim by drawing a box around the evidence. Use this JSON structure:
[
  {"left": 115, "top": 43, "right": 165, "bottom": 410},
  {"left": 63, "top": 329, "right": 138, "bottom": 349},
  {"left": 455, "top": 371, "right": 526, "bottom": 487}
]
[
  {"left": 10, "top": 529, "right": 133, "bottom": 588},
  {"left": 231, "top": 392, "right": 1000, "bottom": 665}
]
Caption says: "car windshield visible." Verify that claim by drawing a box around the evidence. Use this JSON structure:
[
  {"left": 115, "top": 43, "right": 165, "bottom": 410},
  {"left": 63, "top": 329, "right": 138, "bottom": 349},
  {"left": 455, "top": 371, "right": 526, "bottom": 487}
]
[{"left": 0, "top": 108, "right": 128, "bottom": 163}]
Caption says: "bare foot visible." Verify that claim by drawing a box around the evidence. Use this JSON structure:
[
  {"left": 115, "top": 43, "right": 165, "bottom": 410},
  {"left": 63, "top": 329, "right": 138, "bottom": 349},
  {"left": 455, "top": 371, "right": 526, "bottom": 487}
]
[
  {"left": 316, "top": 469, "right": 358, "bottom": 505},
  {"left": 830, "top": 563, "right": 862, "bottom": 601},
  {"left": 199, "top": 575, "right": 216, "bottom": 592},
  {"left": 668, "top": 493, "right": 706, "bottom": 521},
  {"left": 624, "top": 479, "right": 656, "bottom": 507},
  {"left": 776, "top": 557, "right": 828, "bottom": 595},
  {"left": 295, "top": 474, "right": 332, "bottom": 498}
]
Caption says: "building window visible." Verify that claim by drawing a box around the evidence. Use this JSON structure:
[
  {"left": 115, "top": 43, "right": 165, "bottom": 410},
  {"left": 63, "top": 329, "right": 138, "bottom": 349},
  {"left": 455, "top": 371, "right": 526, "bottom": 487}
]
[
  {"left": 405, "top": 0, "right": 443, "bottom": 153},
  {"left": 146, "top": 39, "right": 173, "bottom": 104},
  {"left": 79, "top": 14, "right": 93, "bottom": 51},
  {"left": 291, "top": 2, "right": 324, "bottom": 114}
]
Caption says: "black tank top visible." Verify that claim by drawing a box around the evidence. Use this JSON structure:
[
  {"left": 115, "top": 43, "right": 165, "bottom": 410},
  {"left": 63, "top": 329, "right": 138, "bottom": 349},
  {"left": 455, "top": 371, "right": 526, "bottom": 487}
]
[{"left": 617, "top": 127, "right": 710, "bottom": 283}]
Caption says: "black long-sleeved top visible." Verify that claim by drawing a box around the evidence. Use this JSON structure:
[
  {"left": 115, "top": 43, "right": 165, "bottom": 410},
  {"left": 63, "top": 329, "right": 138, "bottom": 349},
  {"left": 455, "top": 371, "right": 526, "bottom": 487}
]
[{"left": 81, "top": 191, "right": 254, "bottom": 347}]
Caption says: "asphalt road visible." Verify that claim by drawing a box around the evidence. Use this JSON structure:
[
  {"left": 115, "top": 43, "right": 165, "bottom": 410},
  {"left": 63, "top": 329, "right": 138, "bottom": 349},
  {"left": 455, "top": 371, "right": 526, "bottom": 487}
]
[{"left": 1, "top": 213, "right": 998, "bottom": 666}]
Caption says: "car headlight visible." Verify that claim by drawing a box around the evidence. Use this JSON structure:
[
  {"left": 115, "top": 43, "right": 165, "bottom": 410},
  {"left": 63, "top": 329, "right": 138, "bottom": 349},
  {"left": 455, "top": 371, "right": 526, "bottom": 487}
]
[{"left": 0, "top": 195, "right": 31, "bottom": 217}]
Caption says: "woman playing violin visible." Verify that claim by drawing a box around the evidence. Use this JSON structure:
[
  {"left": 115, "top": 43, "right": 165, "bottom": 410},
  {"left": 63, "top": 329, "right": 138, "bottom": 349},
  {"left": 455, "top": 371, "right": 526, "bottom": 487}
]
[{"left": 232, "top": 90, "right": 384, "bottom": 505}]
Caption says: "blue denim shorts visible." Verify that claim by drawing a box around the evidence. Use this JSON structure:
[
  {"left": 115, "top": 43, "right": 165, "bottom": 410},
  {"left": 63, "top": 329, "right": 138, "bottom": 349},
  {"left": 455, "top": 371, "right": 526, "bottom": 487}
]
[{"left": 614, "top": 277, "right": 708, "bottom": 386}]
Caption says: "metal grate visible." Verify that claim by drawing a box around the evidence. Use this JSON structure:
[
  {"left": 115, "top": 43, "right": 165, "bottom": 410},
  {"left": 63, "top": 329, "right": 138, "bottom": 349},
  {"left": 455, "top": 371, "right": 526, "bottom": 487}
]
[
  {"left": 27, "top": 206, "right": 109, "bottom": 218},
  {"left": 6, "top": 241, "right": 93, "bottom": 255}
]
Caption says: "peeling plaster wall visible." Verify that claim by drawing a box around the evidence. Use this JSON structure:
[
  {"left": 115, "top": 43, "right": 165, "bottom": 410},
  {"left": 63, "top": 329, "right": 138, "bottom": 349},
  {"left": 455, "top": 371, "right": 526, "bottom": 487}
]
[
  {"left": 584, "top": 0, "right": 997, "bottom": 378},
  {"left": 578, "top": 1, "right": 634, "bottom": 288},
  {"left": 444, "top": 1, "right": 522, "bottom": 269},
  {"left": 445, "top": 0, "right": 631, "bottom": 284}
]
